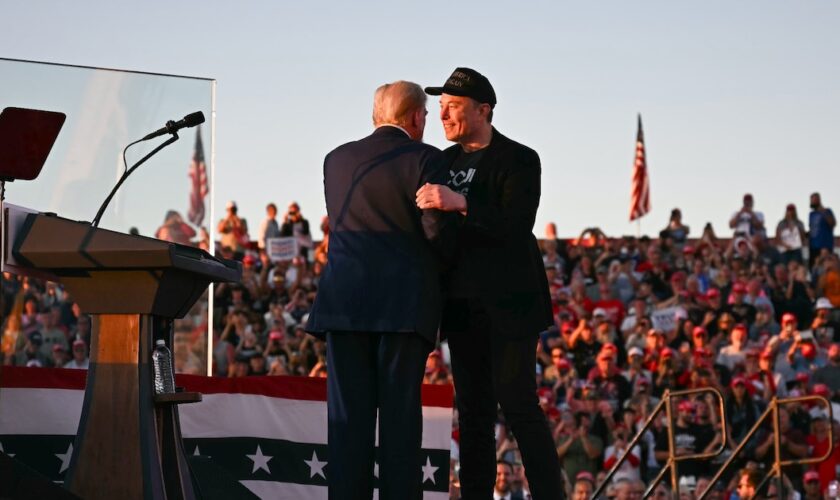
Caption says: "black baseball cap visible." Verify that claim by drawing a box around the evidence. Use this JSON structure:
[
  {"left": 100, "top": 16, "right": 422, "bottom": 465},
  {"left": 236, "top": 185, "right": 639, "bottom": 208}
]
[{"left": 425, "top": 67, "right": 497, "bottom": 108}]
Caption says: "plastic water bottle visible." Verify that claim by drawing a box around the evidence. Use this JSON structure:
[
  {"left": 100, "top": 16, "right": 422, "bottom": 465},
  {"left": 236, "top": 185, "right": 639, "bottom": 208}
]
[
  {"left": 152, "top": 339, "right": 175, "bottom": 395},
  {"left": 828, "top": 481, "right": 839, "bottom": 499},
  {"left": 830, "top": 465, "right": 840, "bottom": 499}
]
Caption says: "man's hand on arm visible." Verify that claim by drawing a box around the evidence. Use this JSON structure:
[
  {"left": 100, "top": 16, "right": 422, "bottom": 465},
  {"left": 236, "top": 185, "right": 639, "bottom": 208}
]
[{"left": 416, "top": 183, "right": 467, "bottom": 215}]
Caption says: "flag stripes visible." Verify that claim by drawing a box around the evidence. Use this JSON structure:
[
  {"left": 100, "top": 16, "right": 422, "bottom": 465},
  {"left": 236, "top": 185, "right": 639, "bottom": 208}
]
[
  {"left": 629, "top": 114, "right": 651, "bottom": 221},
  {"left": 188, "top": 126, "right": 209, "bottom": 227},
  {"left": 0, "top": 367, "right": 453, "bottom": 498}
]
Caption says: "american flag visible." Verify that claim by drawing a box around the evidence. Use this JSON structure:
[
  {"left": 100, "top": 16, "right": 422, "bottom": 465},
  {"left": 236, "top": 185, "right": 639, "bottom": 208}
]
[
  {"left": 187, "top": 126, "right": 209, "bottom": 227},
  {"left": 629, "top": 114, "right": 651, "bottom": 221},
  {"left": 0, "top": 367, "right": 452, "bottom": 499}
]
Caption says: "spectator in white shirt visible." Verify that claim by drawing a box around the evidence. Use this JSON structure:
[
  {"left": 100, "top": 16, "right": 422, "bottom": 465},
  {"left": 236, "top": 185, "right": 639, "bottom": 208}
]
[{"left": 64, "top": 339, "right": 89, "bottom": 370}]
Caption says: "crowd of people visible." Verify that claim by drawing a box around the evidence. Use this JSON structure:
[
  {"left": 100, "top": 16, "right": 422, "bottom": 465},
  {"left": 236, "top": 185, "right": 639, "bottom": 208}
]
[{"left": 1, "top": 191, "right": 838, "bottom": 500}]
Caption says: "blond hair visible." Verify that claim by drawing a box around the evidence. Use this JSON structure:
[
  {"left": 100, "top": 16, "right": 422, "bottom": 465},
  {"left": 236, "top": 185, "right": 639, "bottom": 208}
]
[{"left": 372, "top": 80, "right": 426, "bottom": 128}]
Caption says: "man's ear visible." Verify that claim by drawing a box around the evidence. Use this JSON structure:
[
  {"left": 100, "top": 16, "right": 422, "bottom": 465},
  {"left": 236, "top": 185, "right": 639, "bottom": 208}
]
[{"left": 414, "top": 107, "right": 426, "bottom": 127}]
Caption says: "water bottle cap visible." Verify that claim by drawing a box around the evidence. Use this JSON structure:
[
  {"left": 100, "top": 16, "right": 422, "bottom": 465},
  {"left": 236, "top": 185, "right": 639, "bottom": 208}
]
[{"left": 155, "top": 339, "right": 166, "bottom": 346}]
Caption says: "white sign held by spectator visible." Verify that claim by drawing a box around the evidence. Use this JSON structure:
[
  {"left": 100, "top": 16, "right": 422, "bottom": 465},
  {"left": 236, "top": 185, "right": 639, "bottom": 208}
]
[
  {"left": 651, "top": 306, "right": 683, "bottom": 333},
  {"left": 267, "top": 237, "right": 298, "bottom": 262}
]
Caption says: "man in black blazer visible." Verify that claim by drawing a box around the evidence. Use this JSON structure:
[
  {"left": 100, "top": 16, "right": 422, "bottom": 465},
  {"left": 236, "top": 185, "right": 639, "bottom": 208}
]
[
  {"left": 417, "top": 68, "right": 564, "bottom": 499},
  {"left": 306, "top": 80, "right": 450, "bottom": 500}
]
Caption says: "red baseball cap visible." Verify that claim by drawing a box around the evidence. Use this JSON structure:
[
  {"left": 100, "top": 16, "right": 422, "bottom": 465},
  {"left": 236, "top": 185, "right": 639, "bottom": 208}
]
[
  {"left": 693, "top": 326, "right": 707, "bottom": 338},
  {"left": 801, "top": 342, "right": 817, "bottom": 360},
  {"left": 602, "top": 343, "right": 618, "bottom": 355},
  {"left": 828, "top": 343, "right": 840, "bottom": 358},
  {"left": 269, "top": 331, "right": 284, "bottom": 341},
  {"left": 782, "top": 313, "right": 797, "bottom": 325},
  {"left": 705, "top": 288, "right": 721, "bottom": 299},
  {"left": 677, "top": 400, "right": 694, "bottom": 412},
  {"left": 731, "top": 376, "right": 747, "bottom": 388},
  {"left": 733, "top": 323, "right": 748, "bottom": 333},
  {"left": 732, "top": 282, "right": 748, "bottom": 294},
  {"left": 812, "top": 384, "right": 831, "bottom": 397},
  {"left": 597, "top": 350, "right": 615, "bottom": 361},
  {"left": 682, "top": 245, "right": 695, "bottom": 255},
  {"left": 561, "top": 321, "right": 576, "bottom": 334},
  {"left": 660, "top": 347, "right": 674, "bottom": 359},
  {"left": 804, "top": 470, "right": 820, "bottom": 482},
  {"left": 795, "top": 372, "right": 810, "bottom": 384}
]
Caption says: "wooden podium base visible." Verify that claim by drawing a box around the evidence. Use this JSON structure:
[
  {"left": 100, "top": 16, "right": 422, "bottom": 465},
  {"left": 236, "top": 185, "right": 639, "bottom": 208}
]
[
  {"left": 6, "top": 209, "right": 240, "bottom": 499},
  {"left": 65, "top": 314, "right": 197, "bottom": 500}
]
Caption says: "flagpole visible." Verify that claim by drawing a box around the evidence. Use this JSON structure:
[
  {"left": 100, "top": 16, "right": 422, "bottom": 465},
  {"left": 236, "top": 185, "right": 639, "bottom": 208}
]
[{"left": 207, "top": 81, "right": 217, "bottom": 377}]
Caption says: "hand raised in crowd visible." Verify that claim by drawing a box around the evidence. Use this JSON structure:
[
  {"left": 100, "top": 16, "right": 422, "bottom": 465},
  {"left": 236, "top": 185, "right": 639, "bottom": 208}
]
[{"left": 415, "top": 183, "right": 467, "bottom": 213}]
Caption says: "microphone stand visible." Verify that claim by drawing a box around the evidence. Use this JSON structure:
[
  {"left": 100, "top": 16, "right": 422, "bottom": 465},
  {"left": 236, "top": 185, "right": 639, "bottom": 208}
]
[{"left": 91, "top": 133, "right": 179, "bottom": 228}]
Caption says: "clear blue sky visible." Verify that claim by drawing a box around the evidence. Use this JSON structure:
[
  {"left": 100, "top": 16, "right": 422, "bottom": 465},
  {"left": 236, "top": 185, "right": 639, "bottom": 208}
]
[{"left": 2, "top": 1, "right": 839, "bottom": 239}]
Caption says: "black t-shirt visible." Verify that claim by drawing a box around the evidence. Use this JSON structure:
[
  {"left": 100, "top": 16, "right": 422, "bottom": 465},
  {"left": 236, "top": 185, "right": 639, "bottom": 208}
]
[
  {"left": 726, "top": 302, "right": 757, "bottom": 326},
  {"left": 447, "top": 148, "right": 484, "bottom": 196},
  {"left": 655, "top": 422, "right": 715, "bottom": 476}
]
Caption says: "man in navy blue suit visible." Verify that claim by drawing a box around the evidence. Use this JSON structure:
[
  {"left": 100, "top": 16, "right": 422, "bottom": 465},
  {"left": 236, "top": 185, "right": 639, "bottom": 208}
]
[
  {"left": 417, "top": 68, "right": 564, "bottom": 499},
  {"left": 306, "top": 80, "right": 451, "bottom": 500}
]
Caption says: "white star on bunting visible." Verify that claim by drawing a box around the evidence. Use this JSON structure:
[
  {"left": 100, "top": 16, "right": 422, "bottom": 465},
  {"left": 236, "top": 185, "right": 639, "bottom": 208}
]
[
  {"left": 0, "top": 442, "right": 14, "bottom": 457},
  {"left": 421, "top": 456, "right": 438, "bottom": 484},
  {"left": 246, "top": 445, "right": 272, "bottom": 474},
  {"left": 55, "top": 443, "right": 73, "bottom": 473},
  {"left": 304, "top": 450, "right": 327, "bottom": 479}
]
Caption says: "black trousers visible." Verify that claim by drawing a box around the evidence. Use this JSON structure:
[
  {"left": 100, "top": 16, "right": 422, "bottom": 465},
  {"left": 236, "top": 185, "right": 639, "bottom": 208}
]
[
  {"left": 447, "top": 300, "right": 564, "bottom": 500},
  {"left": 326, "top": 331, "right": 432, "bottom": 500}
]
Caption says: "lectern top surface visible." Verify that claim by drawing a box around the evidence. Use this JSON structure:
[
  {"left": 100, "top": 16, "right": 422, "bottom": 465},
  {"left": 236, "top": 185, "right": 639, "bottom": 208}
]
[{"left": 12, "top": 212, "right": 241, "bottom": 283}]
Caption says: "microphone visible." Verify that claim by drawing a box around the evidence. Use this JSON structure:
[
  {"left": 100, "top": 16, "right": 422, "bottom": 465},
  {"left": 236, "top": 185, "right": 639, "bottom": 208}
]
[{"left": 141, "top": 111, "right": 205, "bottom": 141}]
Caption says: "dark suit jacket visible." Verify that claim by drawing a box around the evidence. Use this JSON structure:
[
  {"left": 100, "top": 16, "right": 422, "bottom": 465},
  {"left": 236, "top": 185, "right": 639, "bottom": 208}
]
[
  {"left": 279, "top": 217, "right": 310, "bottom": 237},
  {"left": 441, "top": 127, "right": 553, "bottom": 338},
  {"left": 306, "top": 126, "right": 450, "bottom": 343}
]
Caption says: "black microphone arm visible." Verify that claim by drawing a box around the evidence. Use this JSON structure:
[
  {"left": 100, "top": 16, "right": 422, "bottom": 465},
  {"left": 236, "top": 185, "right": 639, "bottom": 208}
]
[
  {"left": 141, "top": 111, "right": 205, "bottom": 141},
  {"left": 91, "top": 111, "right": 204, "bottom": 228}
]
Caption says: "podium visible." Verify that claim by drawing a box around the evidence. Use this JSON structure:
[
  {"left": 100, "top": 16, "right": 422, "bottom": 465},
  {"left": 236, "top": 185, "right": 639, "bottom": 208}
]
[{"left": 8, "top": 209, "right": 241, "bottom": 499}]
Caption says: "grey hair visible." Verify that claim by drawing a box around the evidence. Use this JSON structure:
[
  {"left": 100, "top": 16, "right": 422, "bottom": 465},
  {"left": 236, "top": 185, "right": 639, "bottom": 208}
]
[{"left": 372, "top": 80, "right": 426, "bottom": 127}]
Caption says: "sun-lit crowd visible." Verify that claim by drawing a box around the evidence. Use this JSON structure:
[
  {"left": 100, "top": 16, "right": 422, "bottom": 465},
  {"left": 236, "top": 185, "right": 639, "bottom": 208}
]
[{"left": 2, "top": 191, "right": 838, "bottom": 500}]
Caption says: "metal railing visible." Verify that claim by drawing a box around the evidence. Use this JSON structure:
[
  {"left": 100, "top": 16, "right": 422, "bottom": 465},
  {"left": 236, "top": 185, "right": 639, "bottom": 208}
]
[
  {"left": 591, "top": 387, "right": 728, "bottom": 500},
  {"left": 696, "top": 395, "right": 834, "bottom": 500}
]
